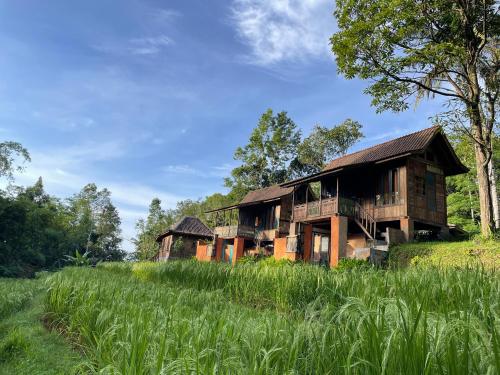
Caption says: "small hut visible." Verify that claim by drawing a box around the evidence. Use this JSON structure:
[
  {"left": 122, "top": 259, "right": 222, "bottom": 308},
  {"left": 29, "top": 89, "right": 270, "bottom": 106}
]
[{"left": 155, "top": 216, "right": 213, "bottom": 261}]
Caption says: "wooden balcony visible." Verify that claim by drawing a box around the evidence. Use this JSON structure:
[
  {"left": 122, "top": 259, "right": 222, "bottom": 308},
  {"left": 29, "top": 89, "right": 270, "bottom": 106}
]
[
  {"left": 214, "top": 224, "right": 255, "bottom": 239},
  {"left": 293, "top": 197, "right": 338, "bottom": 221}
]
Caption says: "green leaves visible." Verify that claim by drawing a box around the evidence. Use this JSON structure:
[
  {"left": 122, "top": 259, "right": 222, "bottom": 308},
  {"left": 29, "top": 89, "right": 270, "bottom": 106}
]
[
  {"left": 225, "top": 109, "right": 301, "bottom": 194},
  {"left": 297, "top": 119, "right": 364, "bottom": 172},
  {"left": 0, "top": 141, "right": 30, "bottom": 182}
]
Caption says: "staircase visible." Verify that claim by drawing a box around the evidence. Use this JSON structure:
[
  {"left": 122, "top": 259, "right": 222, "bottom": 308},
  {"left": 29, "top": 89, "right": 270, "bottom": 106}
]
[{"left": 353, "top": 202, "right": 377, "bottom": 240}]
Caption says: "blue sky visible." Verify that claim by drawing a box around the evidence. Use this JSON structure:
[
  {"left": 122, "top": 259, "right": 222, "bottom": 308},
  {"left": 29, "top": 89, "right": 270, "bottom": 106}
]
[{"left": 1, "top": 0, "right": 445, "bottom": 251}]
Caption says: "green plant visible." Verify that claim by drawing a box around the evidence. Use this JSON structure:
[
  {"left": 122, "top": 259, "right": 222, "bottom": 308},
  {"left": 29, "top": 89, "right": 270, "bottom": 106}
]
[
  {"left": 64, "top": 250, "right": 90, "bottom": 267},
  {"left": 336, "top": 258, "right": 370, "bottom": 271},
  {"left": 43, "top": 264, "right": 500, "bottom": 374}
]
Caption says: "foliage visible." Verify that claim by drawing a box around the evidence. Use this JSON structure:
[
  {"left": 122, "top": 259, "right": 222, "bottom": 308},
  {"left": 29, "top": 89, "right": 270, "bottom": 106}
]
[
  {"left": 296, "top": 119, "right": 364, "bottom": 174},
  {"left": 335, "top": 257, "right": 370, "bottom": 271},
  {"left": 64, "top": 250, "right": 90, "bottom": 267},
  {"left": 0, "top": 178, "right": 124, "bottom": 277},
  {"left": 0, "top": 179, "right": 75, "bottom": 277},
  {"left": 66, "top": 183, "right": 124, "bottom": 263},
  {"left": 0, "top": 141, "right": 30, "bottom": 182},
  {"left": 446, "top": 130, "right": 500, "bottom": 233},
  {"left": 45, "top": 264, "right": 499, "bottom": 374},
  {"left": 225, "top": 109, "right": 302, "bottom": 198},
  {"left": 389, "top": 240, "right": 499, "bottom": 269}
]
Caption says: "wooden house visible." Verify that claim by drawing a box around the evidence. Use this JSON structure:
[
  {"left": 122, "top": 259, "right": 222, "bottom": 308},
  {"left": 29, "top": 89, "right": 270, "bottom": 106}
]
[
  {"left": 197, "top": 185, "right": 294, "bottom": 264},
  {"left": 196, "top": 126, "right": 468, "bottom": 266},
  {"left": 155, "top": 216, "right": 213, "bottom": 261}
]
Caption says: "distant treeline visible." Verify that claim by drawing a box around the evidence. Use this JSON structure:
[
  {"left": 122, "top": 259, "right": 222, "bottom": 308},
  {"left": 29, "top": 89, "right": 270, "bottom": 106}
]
[{"left": 0, "top": 178, "right": 123, "bottom": 277}]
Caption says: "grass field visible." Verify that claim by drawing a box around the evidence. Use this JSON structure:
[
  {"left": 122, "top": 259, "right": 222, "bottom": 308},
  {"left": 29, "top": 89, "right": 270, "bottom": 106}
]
[
  {"left": 389, "top": 239, "right": 499, "bottom": 268},
  {"left": 44, "top": 260, "right": 499, "bottom": 374},
  {"left": 1, "top": 240, "right": 499, "bottom": 374},
  {"left": 0, "top": 277, "right": 85, "bottom": 375}
]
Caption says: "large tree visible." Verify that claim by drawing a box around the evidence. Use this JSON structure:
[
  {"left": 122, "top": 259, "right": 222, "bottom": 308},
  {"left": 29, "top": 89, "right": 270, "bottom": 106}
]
[
  {"left": 67, "top": 183, "right": 124, "bottom": 262},
  {"left": 0, "top": 141, "right": 30, "bottom": 181},
  {"left": 295, "top": 119, "right": 364, "bottom": 174},
  {"left": 225, "top": 109, "right": 302, "bottom": 198},
  {"left": 332, "top": 0, "right": 499, "bottom": 235}
]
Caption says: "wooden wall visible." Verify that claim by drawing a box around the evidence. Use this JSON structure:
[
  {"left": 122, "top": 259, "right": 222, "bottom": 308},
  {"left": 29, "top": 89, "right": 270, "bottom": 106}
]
[
  {"left": 406, "top": 157, "right": 447, "bottom": 226},
  {"left": 158, "top": 234, "right": 200, "bottom": 260}
]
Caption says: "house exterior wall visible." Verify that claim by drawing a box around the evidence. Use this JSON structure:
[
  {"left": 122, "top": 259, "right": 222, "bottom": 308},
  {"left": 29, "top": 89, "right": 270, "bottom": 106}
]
[
  {"left": 406, "top": 157, "right": 447, "bottom": 226},
  {"left": 196, "top": 241, "right": 215, "bottom": 262},
  {"left": 274, "top": 237, "right": 299, "bottom": 261}
]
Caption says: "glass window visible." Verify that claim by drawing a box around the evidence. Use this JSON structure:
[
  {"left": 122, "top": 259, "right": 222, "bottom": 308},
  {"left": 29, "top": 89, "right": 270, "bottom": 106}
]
[
  {"left": 376, "top": 168, "right": 400, "bottom": 206},
  {"left": 426, "top": 172, "right": 437, "bottom": 211}
]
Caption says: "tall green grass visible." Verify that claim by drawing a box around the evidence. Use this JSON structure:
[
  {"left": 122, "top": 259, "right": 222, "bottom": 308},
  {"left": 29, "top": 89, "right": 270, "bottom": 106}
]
[
  {"left": 99, "top": 260, "right": 500, "bottom": 317},
  {"left": 46, "top": 265, "right": 500, "bottom": 374},
  {"left": 0, "top": 278, "right": 39, "bottom": 319}
]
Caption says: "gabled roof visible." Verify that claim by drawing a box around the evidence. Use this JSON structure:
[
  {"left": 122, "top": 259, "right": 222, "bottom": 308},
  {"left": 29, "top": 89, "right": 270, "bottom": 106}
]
[
  {"left": 156, "top": 216, "right": 213, "bottom": 242},
  {"left": 239, "top": 185, "right": 294, "bottom": 206},
  {"left": 282, "top": 126, "right": 468, "bottom": 187},
  {"left": 324, "top": 126, "right": 439, "bottom": 171}
]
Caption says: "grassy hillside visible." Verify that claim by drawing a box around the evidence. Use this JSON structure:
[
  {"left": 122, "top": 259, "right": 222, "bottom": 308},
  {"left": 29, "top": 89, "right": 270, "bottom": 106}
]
[
  {"left": 1, "top": 240, "right": 499, "bottom": 374},
  {"left": 42, "top": 262, "right": 499, "bottom": 374},
  {"left": 389, "top": 240, "right": 499, "bottom": 268}
]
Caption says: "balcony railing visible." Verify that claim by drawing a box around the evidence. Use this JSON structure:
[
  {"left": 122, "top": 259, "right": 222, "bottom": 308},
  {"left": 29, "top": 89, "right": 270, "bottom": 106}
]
[
  {"left": 213, "top": 224, "right": 255, "bottom": 238},
  {"left": 293, "top": 197, "right": 338, "bottom": 221}
]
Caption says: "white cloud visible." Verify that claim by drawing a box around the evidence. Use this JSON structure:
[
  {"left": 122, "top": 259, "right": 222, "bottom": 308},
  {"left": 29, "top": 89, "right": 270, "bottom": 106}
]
[
  {"left": 231, "top": 0, "right": 335, "bottom": 66},
  {"left": 93, "top": 34, "right": 173, "bottom": 56},
  {"left": 162, "top": 163, "right": 237, "bottom": 178},
  {"left": 128, "top": 35, "right": 173, "bottom": 55},
  {"left": 163, "top": 164, "right": 199, "bottom": 175}
]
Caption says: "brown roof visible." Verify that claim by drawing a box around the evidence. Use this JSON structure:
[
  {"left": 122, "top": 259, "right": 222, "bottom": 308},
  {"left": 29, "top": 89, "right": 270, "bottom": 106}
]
[
  {"left": 282, "top": 125, "right": 467, "bottom": 187},
  {"left": 156, "top": 216, "right": 213, "bottom": 242},
  {"left": 239, "top": 185, "right": 294, "bottom": 206},
  {"left": 324, "top": 126, "right": 439, "bottom": 171}
]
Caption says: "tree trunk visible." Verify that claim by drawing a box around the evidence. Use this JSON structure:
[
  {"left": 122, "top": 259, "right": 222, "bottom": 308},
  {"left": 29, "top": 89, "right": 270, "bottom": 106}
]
[
  {"left": 474, "top": 123, "right": 494, "bottom": 237},
  {"left": 488, "top": 158, "right": 499, "bottom": 229}
]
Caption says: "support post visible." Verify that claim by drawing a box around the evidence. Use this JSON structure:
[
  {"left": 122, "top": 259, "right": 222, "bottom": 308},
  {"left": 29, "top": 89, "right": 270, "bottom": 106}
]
[
  {"left": 330, "top": 215, "right": 347, "bottom": 268},
  {"left": 400, "top": 217, "right": 414, "bottom": 241},
  {"left": 303, "top": 223, "right": 312, "bottom": 261},
  {"left": 233, "top": 237, "right": 245, "bottom": 265}
]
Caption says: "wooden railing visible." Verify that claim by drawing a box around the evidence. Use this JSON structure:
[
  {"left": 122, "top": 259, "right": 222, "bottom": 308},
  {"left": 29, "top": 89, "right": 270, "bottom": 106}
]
[
  {"left": 214, "top": 224, "right": 255, "bottom": 238},
  {"left": 293, "top": 197, "right": 338, "bottom": 221},
  {"left": 353, "top": 202, "right": 376, "bottom": 240},
  {"left": 292, "top": 197, "right": 377, "bottom": 239}
]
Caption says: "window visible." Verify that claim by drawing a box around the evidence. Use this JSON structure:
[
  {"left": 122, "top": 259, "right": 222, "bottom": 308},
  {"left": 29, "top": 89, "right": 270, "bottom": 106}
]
[
  {"left": 426, "top": 172, "right": 437, "bottom": 211},
  {"left": 376, "top": 168, "right": 400, "bottom": 206}
]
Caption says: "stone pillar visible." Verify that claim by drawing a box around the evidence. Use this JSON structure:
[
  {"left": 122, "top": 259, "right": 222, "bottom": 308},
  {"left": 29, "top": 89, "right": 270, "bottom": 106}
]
[
  {"left": 233, "top": 237, "right": 245, "bottom": 265},
  {"left": 400, "top": 217, "right": 414, "bottom": 241},
  {"left": 215, "top": 237, "right": 224, "bottom": 261},
  {"left": 330, "top": 215, "right": 348, "bottom": 268},
  {"left": 303, "top": 224, "right": 312, "bottom": 261}
]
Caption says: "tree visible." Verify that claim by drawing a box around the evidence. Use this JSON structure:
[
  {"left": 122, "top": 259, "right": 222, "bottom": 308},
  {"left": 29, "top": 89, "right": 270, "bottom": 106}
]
[
  {"left": 225, "top": 109, "right": 302, "bottom": 198},
  {"left": 0, "top": 142, "right": 30, "bottom": 181},
  {"left": 0, "top": 178, "right": 77, "bottom": 277},
  {"left": 331, "top": 0, "right": 499, "bottom": 235},
  {"left": 67, "top": 183, "right": 124, "bottom": 262},
  {"left": 296, "top": 119, "right": 364, "bottom": 174}
]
